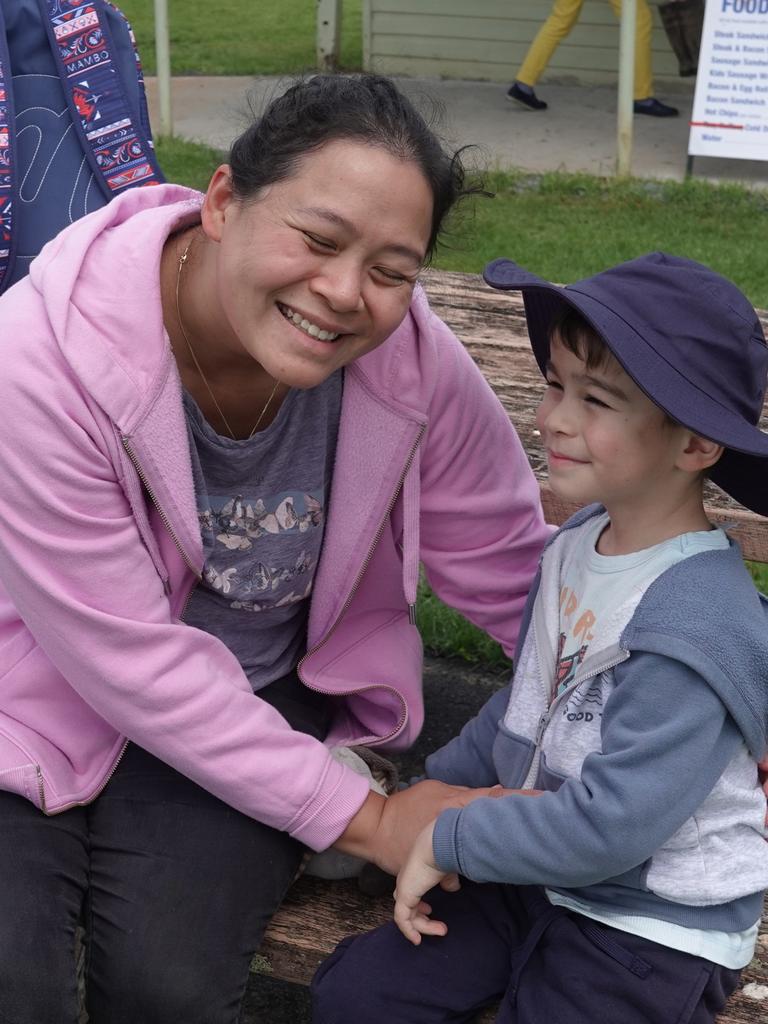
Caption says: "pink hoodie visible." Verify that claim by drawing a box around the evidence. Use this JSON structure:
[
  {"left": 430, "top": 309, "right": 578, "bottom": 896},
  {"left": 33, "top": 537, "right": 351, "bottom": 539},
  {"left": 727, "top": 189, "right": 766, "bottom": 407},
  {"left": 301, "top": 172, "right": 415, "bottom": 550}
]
[{"left": 0, "top": 186, "right": 548, "bottom": 851}]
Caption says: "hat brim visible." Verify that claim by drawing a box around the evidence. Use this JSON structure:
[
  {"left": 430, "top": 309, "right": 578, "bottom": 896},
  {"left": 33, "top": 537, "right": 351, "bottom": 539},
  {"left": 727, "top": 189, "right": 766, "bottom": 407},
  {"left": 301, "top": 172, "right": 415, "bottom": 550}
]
[{"left": 483, "top": 258, "right": 768, "bottom": 517}]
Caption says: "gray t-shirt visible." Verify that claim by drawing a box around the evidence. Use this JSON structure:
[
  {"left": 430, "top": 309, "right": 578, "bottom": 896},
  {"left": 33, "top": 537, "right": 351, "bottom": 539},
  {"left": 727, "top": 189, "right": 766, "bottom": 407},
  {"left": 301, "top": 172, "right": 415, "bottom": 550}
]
[{"left": 182, "top": 371, "right": 342, "bottom": 690}]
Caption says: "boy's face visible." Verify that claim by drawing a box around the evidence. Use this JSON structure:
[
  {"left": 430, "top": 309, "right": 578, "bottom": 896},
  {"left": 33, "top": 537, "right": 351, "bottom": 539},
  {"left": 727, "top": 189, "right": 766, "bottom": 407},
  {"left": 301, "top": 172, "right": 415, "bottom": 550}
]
[{"left": 536, "top": 335, "right": 689, "bottom": 512}]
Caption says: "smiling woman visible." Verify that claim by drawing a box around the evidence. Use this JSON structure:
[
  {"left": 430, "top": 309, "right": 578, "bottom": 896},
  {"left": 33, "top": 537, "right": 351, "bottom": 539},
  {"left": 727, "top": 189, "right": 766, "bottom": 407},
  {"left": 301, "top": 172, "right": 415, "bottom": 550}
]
[
  {"left": 168, "top": 141, "right": 434, "bottom": 403},
  {"left": 0, "top": 74, "right": 550, "bottom": 1023}
]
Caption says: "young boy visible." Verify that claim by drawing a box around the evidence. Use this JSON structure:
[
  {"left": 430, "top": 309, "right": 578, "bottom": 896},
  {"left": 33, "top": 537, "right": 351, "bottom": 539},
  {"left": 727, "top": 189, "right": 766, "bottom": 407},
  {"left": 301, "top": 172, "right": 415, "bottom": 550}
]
[{"left": 312, "top": 252, "right": 768, "bottom": 1024}]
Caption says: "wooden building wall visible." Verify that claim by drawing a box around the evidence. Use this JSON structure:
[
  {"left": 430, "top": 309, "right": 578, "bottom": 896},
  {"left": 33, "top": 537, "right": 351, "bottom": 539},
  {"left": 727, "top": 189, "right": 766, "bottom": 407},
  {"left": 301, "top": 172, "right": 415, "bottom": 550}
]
[{"left": 363, "top": 1, "right": 682, "bottom": 85}]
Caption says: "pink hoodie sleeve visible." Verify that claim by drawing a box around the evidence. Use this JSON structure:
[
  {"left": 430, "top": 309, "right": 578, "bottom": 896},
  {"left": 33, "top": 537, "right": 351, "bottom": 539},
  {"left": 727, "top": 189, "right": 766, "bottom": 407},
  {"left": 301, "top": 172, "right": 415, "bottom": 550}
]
[{"left": 417, "top": 311, "right": 551, "bottom": 657}]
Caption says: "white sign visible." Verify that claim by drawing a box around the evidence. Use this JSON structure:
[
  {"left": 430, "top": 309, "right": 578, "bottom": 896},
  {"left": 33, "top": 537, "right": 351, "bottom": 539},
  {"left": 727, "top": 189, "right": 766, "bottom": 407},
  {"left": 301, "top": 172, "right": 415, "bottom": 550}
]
[{"left": 688, "top": 0, "right": 768, "bottom": 162}]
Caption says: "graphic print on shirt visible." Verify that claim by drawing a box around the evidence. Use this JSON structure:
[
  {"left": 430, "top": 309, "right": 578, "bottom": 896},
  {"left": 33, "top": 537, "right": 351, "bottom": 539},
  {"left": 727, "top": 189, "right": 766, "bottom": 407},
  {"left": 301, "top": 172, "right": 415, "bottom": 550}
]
[
  {"left": 560, "top": 675, "right": 605, "bottom": 726},
  {"left": 197, "top": 490, "right": 325, "bottom": 612},
  {"left": 553, "top": 584, "right": 595, "bottom": 701}
]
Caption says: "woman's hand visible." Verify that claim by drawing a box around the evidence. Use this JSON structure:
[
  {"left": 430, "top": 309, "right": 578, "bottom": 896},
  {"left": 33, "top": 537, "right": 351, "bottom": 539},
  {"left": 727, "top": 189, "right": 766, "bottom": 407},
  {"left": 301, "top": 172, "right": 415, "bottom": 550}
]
[
  {"left": 335, "top": 780, "right": 511, "bottom": 876},
  {"left": 393, "top": 822, "right": 456, "bottom": 944}
]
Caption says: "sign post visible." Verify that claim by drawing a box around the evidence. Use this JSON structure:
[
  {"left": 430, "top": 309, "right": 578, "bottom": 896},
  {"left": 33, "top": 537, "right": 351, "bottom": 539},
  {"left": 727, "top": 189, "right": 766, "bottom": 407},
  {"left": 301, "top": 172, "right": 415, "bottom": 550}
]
[
  {"left": 153, "top": 0, "right": 173, "bottom": 137},
  {"left": 688, "top": 0, "right": 768, "bottom": 166},
  {"left": 317, "top": 0, "right": 341, "bottom": 72},
  {"left": 617, "top": 0, "right": 637, "bottom": 177}
]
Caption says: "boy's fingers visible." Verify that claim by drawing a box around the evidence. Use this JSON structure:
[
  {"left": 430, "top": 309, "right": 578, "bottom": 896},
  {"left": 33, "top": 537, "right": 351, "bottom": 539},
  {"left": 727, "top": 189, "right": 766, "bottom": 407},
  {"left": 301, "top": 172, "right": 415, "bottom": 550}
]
[
  {"left": 395, "top": 917, "right": 421, "bottom": 945},
  {"left": 439, "top": 873, "right": 461, "bottom": 892},
  {"left": 394, "top": 902, "right": 448, "bottom": 944},
  {"left": 393, "top": 901, "right": 423, "bottom": 943},
  {"left": 414, "top": 916, "right": 448, "bottom": 938}
]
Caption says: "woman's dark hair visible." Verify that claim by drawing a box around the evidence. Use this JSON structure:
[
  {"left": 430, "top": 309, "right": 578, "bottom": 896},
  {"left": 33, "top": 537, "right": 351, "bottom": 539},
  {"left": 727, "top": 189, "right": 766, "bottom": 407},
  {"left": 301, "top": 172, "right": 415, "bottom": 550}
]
[{"left": 228, "top": 73, "right": 483, "bottom": 260}]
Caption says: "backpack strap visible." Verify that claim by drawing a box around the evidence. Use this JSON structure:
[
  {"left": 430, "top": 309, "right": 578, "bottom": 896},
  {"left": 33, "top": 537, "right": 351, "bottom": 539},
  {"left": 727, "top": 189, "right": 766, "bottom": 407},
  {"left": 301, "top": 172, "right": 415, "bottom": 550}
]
[
  {"left": 104, "top": 0, "right": 157, "bottom": 149},
  {"left": 37, "top": 0, "right": 164, "bottom": 200},
  {"left": 0, "top": 3, "right": 17, "bottom": 294}
]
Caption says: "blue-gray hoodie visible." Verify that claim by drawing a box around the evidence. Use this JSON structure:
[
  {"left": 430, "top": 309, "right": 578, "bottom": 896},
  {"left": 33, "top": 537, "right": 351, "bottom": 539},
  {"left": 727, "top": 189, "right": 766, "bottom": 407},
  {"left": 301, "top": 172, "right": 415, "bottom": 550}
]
[{"left": 430, "top": 507, "right": 768, "bottom": 932}]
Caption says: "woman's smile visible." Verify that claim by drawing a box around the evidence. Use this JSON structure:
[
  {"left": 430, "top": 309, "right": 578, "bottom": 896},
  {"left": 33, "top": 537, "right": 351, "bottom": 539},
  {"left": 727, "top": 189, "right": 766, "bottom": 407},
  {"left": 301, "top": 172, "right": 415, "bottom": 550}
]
[
  {"left": 192, "top": 139, "right": 434, "bottom": 391},
  {"left": 276, "top": 302, "right": 344, "bottom": 343}
]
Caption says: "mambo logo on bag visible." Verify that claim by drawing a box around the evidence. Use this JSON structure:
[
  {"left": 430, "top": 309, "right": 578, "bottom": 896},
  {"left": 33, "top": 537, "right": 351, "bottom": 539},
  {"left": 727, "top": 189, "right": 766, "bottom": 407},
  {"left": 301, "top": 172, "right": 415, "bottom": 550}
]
[
  {"left": 0, "top": 0, "right": 164, "bottom": 294},
  {"left": 56, "top": 5, "right": 111, "bottom": 74},
  {"left": 721, "top": 0, "right": 768, "bottom": 13}
]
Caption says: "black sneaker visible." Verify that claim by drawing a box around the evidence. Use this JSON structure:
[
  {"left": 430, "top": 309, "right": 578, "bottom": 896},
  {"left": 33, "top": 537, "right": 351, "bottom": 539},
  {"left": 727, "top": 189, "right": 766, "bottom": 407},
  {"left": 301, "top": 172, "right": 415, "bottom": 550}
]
[
  {"left": 633, "top": 97, "right": 679, "bottom": 117},
  {"left": 506, "top": 82, "right": 548, "bottom": 111}
]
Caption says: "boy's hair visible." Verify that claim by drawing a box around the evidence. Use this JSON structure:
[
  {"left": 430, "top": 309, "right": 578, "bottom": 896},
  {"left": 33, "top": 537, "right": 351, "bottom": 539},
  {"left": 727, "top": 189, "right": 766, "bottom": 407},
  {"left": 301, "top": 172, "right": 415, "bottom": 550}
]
[
  {"left": 549, "top": 307, "right": 682, "bottom": 431},
  {"left": 549, "top": 307, "right": 612, "bottom": 371}
]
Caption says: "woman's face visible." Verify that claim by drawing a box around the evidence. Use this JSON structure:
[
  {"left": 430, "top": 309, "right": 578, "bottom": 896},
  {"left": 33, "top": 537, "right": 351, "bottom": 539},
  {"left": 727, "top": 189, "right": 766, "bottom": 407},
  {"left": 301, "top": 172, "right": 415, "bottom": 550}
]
[{"left": 199, "top": 140, "right": 434, "bottom": 389}]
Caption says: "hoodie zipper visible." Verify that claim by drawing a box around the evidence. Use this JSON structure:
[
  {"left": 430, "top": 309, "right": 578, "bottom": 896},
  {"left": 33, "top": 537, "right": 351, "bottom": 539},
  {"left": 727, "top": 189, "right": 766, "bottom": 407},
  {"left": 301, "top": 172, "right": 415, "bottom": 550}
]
[
  {"left": 38, "top": 441, "right": 202, "bottom": 815},
  {"left": 38, "top": 738, "right": 131, "bottom": 817},
  {"left": 297, "top": 425, "right": 426, "bottom": 745},
  {"left": 521, "top": 649, "right": 629, "bottom": 790},
  {"left": 121, "top": 437, "right": 203, "bottom": 584}
]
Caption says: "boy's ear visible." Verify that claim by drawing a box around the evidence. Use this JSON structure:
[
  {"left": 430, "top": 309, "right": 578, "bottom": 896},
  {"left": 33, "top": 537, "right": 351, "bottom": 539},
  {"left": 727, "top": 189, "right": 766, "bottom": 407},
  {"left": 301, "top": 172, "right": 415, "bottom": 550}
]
[{"left": 678, "top": 433, "right": 724, "bottom": 472}]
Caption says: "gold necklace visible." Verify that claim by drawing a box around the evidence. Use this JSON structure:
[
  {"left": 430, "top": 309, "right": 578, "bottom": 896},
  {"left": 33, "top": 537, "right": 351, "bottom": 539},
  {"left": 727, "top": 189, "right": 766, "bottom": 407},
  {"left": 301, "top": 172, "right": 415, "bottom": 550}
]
[{"left": 175, "top": 239, "right": 281, "bottom": 440}]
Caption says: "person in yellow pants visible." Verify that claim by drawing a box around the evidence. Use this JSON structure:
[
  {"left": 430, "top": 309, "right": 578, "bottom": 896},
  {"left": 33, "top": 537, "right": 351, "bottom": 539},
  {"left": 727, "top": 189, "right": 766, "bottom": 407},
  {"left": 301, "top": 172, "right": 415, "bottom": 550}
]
[{"left": 507, "top": 0, "right": 679, "bottom": 116}]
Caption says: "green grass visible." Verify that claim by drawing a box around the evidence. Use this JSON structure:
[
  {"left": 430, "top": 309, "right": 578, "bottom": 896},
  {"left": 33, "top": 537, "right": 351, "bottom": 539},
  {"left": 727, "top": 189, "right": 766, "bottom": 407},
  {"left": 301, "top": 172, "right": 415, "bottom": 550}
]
[
  {"left": 154, "top": 137, "right": 223, "bottom": 191},
  {"left": 156, "top": 137, "right": 768, "bottom": 668},
  {"left": 435, "top": 170, "right": 768, "bottom": 308},
  {"left": 749, "top": 563, "right": 768, "bottom": 594},
  {"left": 119, "top": 1, "right": 363, "bottom": 76},
  {"left": 416, "top": 580, "right": 512, "bottom": 672}
]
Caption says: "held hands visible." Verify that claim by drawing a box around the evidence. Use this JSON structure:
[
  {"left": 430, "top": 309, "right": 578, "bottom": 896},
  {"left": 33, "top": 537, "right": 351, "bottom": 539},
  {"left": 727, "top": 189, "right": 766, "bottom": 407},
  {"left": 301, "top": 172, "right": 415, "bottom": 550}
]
[
  {"left": 335, "top": 780, "right": 510, "bottom": 877},
  {"left": 393, "top": 786, "right": 545, "bottom": 944},
  {"left": 393, "top": 821, "right": 456, "bottom": 945}
]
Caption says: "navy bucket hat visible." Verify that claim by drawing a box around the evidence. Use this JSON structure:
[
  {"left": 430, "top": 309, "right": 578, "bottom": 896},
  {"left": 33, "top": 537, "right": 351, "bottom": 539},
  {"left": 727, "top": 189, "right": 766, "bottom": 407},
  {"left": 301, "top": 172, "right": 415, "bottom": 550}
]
[{"left": 483, "top": 252, "right": 768, "bottom": 517}]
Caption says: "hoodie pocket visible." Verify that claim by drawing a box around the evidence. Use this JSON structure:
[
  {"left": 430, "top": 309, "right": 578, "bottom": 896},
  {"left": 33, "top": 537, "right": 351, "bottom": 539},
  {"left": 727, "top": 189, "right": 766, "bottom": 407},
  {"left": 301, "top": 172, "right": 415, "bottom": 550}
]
[
  {"left": 0, "top": 729, "right": 43, "bottom": 808},
  {"left": 492, "top": 725, "right": 535, "bottom": 788},
  {"left": 534, "top": 752, "right": 568, "bottom": 793}
]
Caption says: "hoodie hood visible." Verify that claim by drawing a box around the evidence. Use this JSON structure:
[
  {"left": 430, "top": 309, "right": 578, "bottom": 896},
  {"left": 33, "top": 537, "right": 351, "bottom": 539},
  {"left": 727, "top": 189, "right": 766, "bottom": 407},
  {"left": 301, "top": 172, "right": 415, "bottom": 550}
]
[{"left": 29, "top": 184, "right": 202, "bottom": 434}]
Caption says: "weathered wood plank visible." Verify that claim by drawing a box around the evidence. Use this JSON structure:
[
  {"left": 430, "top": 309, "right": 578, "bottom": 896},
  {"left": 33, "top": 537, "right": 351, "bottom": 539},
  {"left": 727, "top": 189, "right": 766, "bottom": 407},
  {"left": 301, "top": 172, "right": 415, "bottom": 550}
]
[
  {"left": 257, "top": 878, "right": 768, "bottom": 1024},
  {"left": 257, "top": 876, "right": 392, "bottom": 984}
]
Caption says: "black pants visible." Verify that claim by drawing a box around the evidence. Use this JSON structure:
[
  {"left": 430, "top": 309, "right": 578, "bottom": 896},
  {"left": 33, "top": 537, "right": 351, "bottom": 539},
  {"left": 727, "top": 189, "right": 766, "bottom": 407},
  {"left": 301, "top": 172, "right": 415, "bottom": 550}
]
[
  {"left": 0, "top": 672, "right": 330, "bottom": 1024},
  {"left": 312, "top": 882, "right": 741, "bottom": 1024}
]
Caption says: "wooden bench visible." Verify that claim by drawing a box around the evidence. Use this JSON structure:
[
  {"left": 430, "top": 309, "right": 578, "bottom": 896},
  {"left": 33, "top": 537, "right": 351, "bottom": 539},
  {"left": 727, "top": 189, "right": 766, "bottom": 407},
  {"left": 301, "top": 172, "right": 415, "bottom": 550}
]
[{"left": 253, "top": 269, "right": 768, "bottom": 1020}]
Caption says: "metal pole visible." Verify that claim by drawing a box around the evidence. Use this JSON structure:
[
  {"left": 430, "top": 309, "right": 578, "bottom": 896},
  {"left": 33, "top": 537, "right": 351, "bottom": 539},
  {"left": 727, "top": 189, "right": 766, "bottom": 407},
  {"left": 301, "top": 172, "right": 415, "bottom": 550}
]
[
  {"left": 316, "top": 0, "right": 341, "bottom": 72},
  {"left": 153, "top": 0, "right": 173, "bottom": 136},
  {"left": 616, "top": 0, "right": 636, "bottom": 178}
]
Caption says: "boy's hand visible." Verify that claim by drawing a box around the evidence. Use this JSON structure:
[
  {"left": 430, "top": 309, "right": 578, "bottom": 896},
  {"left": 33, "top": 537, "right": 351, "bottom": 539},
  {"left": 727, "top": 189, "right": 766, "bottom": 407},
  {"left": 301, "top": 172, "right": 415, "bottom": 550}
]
[{"left": 393, "top": 822, "right": 458, "bottom": 944}]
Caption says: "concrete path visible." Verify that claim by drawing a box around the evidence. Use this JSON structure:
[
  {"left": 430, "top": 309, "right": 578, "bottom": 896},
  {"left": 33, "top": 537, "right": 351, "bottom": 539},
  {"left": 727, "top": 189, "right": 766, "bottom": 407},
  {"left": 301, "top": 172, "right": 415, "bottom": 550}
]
[{"left": 145, "top": 74, "right": 768, "bottom": 187}]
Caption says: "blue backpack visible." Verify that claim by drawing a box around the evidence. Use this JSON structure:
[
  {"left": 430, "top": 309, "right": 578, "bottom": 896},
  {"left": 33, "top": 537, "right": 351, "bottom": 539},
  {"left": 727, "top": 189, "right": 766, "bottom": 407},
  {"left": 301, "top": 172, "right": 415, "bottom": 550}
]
[{"left": 0, "top": 0, "right": 164, "bottom": 293}]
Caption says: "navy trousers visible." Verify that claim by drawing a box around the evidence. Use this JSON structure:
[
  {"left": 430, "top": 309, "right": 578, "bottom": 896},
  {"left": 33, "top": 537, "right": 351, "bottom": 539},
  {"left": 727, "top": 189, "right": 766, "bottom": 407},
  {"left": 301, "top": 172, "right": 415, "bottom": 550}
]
[
  {"left": 0, "top": 671, "right": 330, "bottom": 1024},
  {"left": 311, "top": 882, "right": 741, "bottom": 1024}
]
